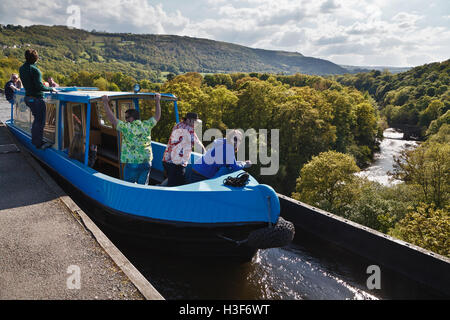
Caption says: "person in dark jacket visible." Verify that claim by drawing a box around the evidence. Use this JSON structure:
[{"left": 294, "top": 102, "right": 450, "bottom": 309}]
[
  {"left": 4, "top": 73, "right": 21, "bottom": 104},
  {"left": 19, "top": 49, "right": 57, "bottom": 149}
]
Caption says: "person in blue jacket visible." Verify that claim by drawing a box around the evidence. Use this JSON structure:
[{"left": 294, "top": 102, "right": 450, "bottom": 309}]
[{"left": 190, "top": 129, "right": 251, "bottom": 183}]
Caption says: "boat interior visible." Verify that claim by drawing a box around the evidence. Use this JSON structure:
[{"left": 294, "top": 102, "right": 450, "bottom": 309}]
[{"left": 13, "top": 95, "right": 174, "bottom": 185}]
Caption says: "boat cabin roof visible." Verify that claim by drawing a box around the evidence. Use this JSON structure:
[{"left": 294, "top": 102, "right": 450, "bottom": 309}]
[{"left": 17, "top": 87, "right": 177, "bottom": 104}]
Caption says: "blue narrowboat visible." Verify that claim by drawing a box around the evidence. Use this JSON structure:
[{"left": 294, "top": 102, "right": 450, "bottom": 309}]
[{"left": 6, "top": 87, "right": 294, "bottom": 261}]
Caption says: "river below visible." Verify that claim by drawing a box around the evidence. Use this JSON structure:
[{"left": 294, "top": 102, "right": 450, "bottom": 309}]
[{"left": 357, "top": 128, "right": 419, "bottom": 185}]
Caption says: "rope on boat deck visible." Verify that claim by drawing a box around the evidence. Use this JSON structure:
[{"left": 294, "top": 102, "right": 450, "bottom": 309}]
[{"left": 223, "top": 172, "right": 249, "bottom": 187}]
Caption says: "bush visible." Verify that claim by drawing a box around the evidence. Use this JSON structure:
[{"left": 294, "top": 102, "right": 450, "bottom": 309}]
[{"left": 389, "top": 203, "right": 450, "bottom": 257}]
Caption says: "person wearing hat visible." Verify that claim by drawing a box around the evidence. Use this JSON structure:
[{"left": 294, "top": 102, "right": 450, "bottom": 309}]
[
  {"left": 189, "top": 129, "right": 252, "bottom": 183},
  {"left": 162, "top": 112, "right": 206, "bottom": 186}
]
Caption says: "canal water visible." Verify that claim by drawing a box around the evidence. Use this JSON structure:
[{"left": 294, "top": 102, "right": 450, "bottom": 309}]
[{"left": 1, "top": 98, "right": 439, "bottom": 299}]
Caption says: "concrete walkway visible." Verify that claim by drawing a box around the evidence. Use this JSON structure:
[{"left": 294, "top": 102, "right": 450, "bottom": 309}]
[{"left": 0, "top": 121, "right": 163, "bottom": 300}]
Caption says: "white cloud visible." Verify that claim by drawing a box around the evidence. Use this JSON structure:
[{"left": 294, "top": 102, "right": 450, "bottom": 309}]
[
  {"left": 391, "top": 12, "right": 423, "bottom": 30},
  {"left": 0, "top": 0, "right": 448, "bottom": 67},
  {"left": 78, "top": 0, "right": 190, "bottom": 34},
  {"left": 272, "top": 29, "right": 308, "bottom": 47},
  {"left": 320, "top": 0, "right": 341, "bottom": 13}
]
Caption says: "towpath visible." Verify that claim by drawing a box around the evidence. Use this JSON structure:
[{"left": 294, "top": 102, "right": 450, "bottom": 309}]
[{"left": 0, "top": 109, "right": 162, "bottom": 299}]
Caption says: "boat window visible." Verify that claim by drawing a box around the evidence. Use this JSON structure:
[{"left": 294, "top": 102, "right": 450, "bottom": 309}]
[
  {"left": 43, "top": 102, "right": 57, "bottom": 143},
  {"left": 97, "top": 100, "right": 117, "bottom": 128},
  {"left": 139, "top": 99, "right": 156, "bottom": 120},
  {"left": 138, "top": 97, "right": 170, "bottom": 143},
  {"left": 64, "top": 103, "right": 86, "bottom": 150},
  {"left": 72, "top": 105, "right": 84, "bottom": 137},
  {"left": 14, "top": 96, "right": 31, "bottom": 133},
  {"left": 118, "top": 100, "right": 134, "bottom": 121}
]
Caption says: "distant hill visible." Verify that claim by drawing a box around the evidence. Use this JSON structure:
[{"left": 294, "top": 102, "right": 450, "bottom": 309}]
[
  {"left": 0, "top": 24, "right": 348, "bottom": 80},
  {"left": 340, "top": 65, "right": 412, "bottom": 74}
]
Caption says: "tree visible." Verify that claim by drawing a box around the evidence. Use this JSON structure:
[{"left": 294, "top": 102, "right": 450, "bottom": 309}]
[
  {"left": 393, "top": 142, "right": 450, "bottom": 208},
  {"left": 166, "top": 73, "right": 175, "bottom": 81},
  {"left": 426, "top": 110, "right": 450, "bottom": 136},
  {"left": 419, "top": 100, "right": 444, "bottom": 128},
  {"left": 271, "top": 88, "right": 336, "bottom": 193},
  {"left": 204, "top": 73, "right": 233, "bottom": 89},
  {"left": 354, "top": 102, "right": 378, "bottom": 147},
  {"left": 389, "top": 203, "right": 450, "bottom": 257},
  {"left": 93, "top": 77, "right": 108, "bottom": 91},
  {"left": 108, "top": 82, "right": 120, "bottom": 91},
  {"left": 168, "top": 72, "right": 203, "bottom": 88},
  {"left": 292, "top": 151, "right": 360, "bottom": 215}
]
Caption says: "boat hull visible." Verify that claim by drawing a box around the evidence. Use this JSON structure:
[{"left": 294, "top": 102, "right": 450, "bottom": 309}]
[
  {"left": 7, "top": 122, "right": 277, "bottom": 260},
  {"left": 36, "top": 155, "right": 262, "bottom": 260}
]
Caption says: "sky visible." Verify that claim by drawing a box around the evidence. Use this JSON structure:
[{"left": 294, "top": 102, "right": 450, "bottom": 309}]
[{"left": 1, "top": 0, "right": 449, "bottom": 67}]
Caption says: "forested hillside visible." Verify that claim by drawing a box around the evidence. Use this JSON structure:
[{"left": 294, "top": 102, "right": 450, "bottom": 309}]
[
  {"left": 293, "top": 60, "right": 450, "bottom": 257},
  {"left": 0, "top": 24, "right": 347, "bottom": 80},
  {"left": 334, "top": 60, "right": 450, "bottom": 138}
]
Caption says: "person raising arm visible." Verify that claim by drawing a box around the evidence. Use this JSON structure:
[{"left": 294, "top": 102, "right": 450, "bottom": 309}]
[{"left": 101, "top": 93, "right": 161, "bottom": 185}]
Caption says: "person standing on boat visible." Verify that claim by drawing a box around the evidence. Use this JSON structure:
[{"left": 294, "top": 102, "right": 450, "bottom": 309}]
[
  {"left": 19, "top": 49, "right": 57, "bottom": 149},
  {"left": 189, "top": 130, "right": 252, "bottom": 183},
  {"left": 162, "top": 112, "right": 206, "bottom": 186},
  {"left": 101, "top": 94, "right": 161, "bottom": 185}
]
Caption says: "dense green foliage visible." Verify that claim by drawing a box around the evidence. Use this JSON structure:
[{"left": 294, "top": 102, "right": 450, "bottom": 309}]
[
  {"left": 152, "top": 72, "right": 381, "bottom": 194},
  {"left": 290, "top": 60, "right": 450, "bottom": 257},
  {"left": 0, "top": 24, "right": 347, "bottom": 83},
  {"left": 291, "top": 120, "right": 449, "bottom": 257},
  {"left": 390, "top": 203, "right": 449, "bottom": 257},
  {"left": 334, "top": 60, "right": 450, "bottom": 138},
  {"left": 292, "top": 151, "right": 360, "bottom": 215},
  {"left": 291, "top": 138, "right": 449, "bottom": 256}
]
